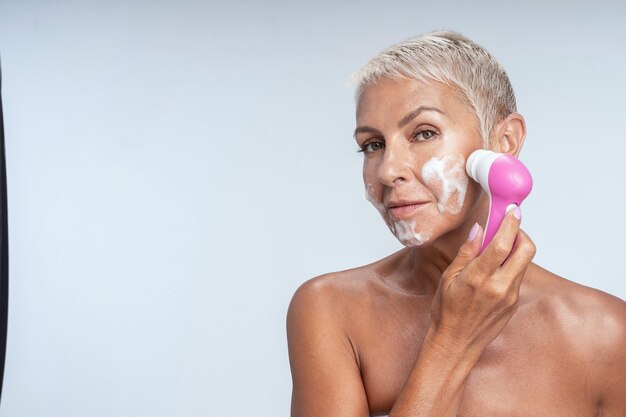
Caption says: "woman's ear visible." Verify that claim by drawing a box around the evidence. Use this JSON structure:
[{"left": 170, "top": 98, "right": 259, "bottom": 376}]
[{"left": 490, "top": 112, "right": 526, "bottom": 156}]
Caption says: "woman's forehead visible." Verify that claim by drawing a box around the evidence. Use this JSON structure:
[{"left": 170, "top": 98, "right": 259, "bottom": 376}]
[{"left": 356, "top": 77, "right": 467, "bottom": 124}]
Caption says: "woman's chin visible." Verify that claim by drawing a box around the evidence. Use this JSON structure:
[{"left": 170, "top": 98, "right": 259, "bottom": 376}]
[
  {"left": 398, "top": 236, "right": 432, "bottom": 247},
  {"left": 390, "top": 220, "right": 434, "bottom": 247}
]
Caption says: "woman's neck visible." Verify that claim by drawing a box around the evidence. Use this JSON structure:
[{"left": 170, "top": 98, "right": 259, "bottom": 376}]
[{"left": 386, "top": 195, "right": 489, "bottom": 295}]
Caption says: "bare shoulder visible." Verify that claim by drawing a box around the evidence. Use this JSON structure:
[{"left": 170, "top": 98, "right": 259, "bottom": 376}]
[
  {"left": 287, "top": 247, "right": 406, "bottom": 318},
  {"left": 286, "top": 261, "right": 387, "bottom": 417},
  {"left": 528, "top": 263, "right": 626, "bottom": 348},
  {"left": 525, "top": 263, "right": 626, "bottom": 404},
  {"left": 289, "top": 267, "right": 371, "bottom": 302},
  {"left": 287, "top": 261, "right": 381, "bottom": 329}
]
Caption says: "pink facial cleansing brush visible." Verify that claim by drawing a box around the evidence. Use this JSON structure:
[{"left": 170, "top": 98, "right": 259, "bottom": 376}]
[{"left": 466, "top": 150, "right": 533, "bottom": 252}]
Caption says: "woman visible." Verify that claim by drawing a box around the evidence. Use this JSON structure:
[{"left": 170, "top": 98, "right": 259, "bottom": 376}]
[{"left": 287, "top": 31, "right": 626, "bottom": 417}]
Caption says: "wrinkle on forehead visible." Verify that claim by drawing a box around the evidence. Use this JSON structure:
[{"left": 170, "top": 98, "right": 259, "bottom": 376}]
[{"left": 356, "top": 77, "right": 455, "bottom": 129}]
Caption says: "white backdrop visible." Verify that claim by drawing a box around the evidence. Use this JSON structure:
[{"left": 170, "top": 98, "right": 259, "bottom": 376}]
[{"left": 0, "top": 1, "right": 625, "bottom": 416}]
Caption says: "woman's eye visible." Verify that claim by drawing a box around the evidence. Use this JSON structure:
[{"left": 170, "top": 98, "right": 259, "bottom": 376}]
[
  {"left": 361, "top": 141, "right": 384, "bottom": 153},
  {"left": 413, "top": 129, "right": 438, "bottom": 141}
]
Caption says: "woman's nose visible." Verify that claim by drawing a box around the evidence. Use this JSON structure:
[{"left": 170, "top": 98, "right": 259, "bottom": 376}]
[{"left": 376, "top": 140, "right": 413, "bottom": 186}]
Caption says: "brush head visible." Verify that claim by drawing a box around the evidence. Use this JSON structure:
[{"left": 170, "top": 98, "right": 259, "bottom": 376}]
[
  {"left": 466, "top": 149, "right": 533, "bottom": 202},
  {"left": 466, "top": 149, "right": 499, "bottom": 192}
]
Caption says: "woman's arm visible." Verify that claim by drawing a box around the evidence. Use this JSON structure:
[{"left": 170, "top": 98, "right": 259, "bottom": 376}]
[
  {"left": 287, "top": 277, "right": 370, "bottom": 417},
  {"left": 288, "top": 209, "right": 536, "bottom": 417},
  {"left": 383, "top": 209, "right": 532, "bottom": 416},
  {"left": 389, "top": 210, "right": 535, "bottom": 416}
]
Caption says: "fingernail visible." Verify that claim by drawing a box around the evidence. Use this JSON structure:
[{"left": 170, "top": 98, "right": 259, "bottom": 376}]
[
  {"left": 468, "top": 223, "right": 479, "bottom": 241},
  {"left": 506, "top": 204, "right": 522, "bottom": 220}
]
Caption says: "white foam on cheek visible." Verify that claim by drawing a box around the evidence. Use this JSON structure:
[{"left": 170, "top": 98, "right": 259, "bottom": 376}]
[
  {"left": 422, "top": 155, "right": 469, "bottom": 214},
  {"left": 365, "top": 183, "right": 386, "bottom": 214},
  {"left": 365, "top": 183, "right": 394, "bottom": 231},
  {"left": 365, "top": 183, "right": 432, "bottom": 247}
]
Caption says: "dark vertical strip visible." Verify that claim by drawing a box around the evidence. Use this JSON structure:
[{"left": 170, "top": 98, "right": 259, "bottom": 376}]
[{"left": 0, "top": 60, "right": 9, "bottom": 404}]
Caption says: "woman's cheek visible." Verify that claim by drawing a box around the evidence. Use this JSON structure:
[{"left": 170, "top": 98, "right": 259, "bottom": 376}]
[
  {"left": 365, "top": 182, "right": 434, "bottom": 247},
  {"left": 421, "top": 154, "right": 468, "bottom": 215},
  {"left": 364, "top": 183, "right": 384, "bottom": 213}
]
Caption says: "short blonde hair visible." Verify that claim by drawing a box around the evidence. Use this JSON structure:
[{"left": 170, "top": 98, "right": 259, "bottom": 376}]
[{"left": 353, "top": 31, "right": 517, "bottom": 146}]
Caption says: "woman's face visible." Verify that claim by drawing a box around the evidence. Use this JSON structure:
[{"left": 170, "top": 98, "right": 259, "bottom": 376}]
[{"left": 355, "top": 77, "right": 485, "bottom": 246}]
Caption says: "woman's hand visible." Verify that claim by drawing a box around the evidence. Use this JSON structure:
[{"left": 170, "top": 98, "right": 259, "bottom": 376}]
[
  {"left": 428, "top": 207, "right": 537, "bottom": 359},
  {"left": 387, "top": 209, "right": 536, "bottom": 417}
]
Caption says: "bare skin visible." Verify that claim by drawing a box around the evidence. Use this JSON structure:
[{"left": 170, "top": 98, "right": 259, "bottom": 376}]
[{"left": 287, "top": 77, "right": 626, "bottom": 417}]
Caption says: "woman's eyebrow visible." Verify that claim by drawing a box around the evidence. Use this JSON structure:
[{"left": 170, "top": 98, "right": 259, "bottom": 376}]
[
  {"left": 353, "top": 126, "right": 381, "bottom": 138},
  {"left": 397, "top": 106, "right": 444, "bottom": 128},
  {"left": 354, "top": 106, "right": 445, "bottom": 138}
]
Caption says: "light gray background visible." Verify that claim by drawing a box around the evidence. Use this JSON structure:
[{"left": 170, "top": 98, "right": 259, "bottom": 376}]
[{"left": 0, "top": 1, "right": 625, "bottom": 416}]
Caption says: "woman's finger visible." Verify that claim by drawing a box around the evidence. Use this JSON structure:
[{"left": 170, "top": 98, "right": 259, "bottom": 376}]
[
  {"left": 499, "top": 229, "right": 536, "bottom": 291},
  {"left": 443, "top": 223, "right": 484, "bottom": 279},
  {"left": 470, "top": 207, "right": 522, "bottom": 276}
]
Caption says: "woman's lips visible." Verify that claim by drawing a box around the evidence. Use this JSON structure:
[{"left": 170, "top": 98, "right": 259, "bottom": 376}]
[{"left": 387, "top": 201, "right": 429, "bottom": 220}]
